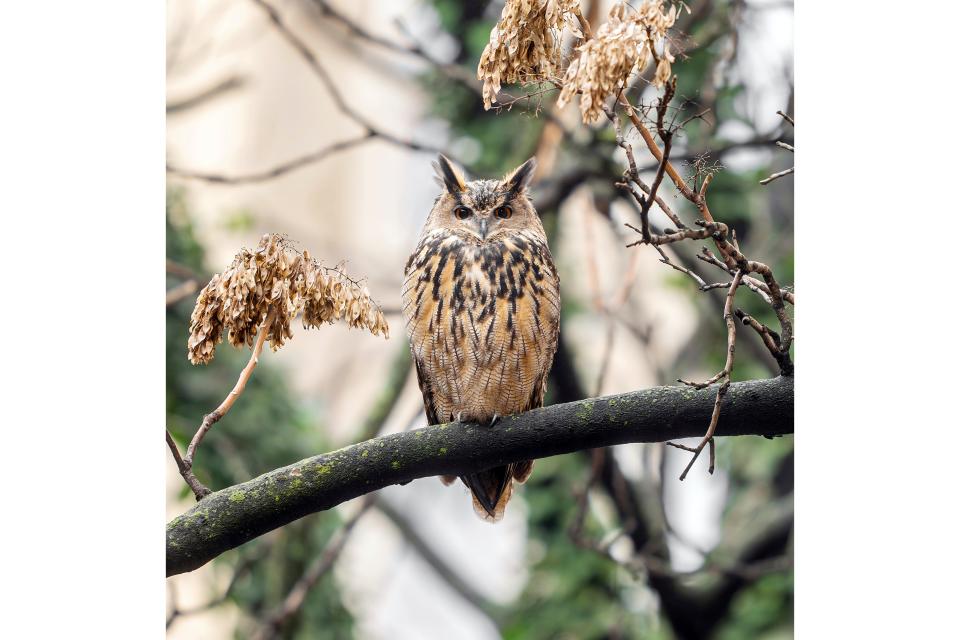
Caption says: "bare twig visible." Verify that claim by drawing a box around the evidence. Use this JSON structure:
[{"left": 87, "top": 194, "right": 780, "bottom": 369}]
[
  {"left": 247, "top": 0, "right": 450, "bottom": 159},
  {"left": 776, "top": 109, "right": 794, "bottom": 126},
  {"left": 762, "top": 112, "right": 795, "bottom": 184},
  {"left": 626, "top": 221, "right": 722, "bottom": 247},
  {"left": 759, "top": 166, "right": 794, "bottom": 185},
  {"left": 177, "top": 308, "right": 279, "bottom": 500},
  {"left": 697, "top": 248, "right": 777, "bottom": 305},
  {"left": 735, "top": 309, "right": 793, "bottom": 375},
  {"left": 618, "top": 94, "right": 716, "bottom": 223},
  {"left": 635, "top": 131, "right": 673, "bottom": 242},
  {"left": 166, "top": 279, "right": 198, "bottom": 307},
  {"left": 167, "top": 134, "right": 375, "bottom": 184},
  {"left": 677, "top": 108, "right": 712, "bottom": 131},
  {"left": 167, "top": 76, "right": 246, "bottom": 115},
  {"left": 654, "top": 245, "right": 706, "bottom": 289},
  {"left": 167, "top": 259, "right": 201, "bottom": 280},
  {"left": 166, "top": 429, "right": 211, "bottom": 500},
  {"left": 673, "top": 270, "right": 743, "bottom": 480}
]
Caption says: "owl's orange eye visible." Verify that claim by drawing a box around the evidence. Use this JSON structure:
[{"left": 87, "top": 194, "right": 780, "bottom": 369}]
[
  {"left": 454, "top": 206, "right": 472, "bottom": 220},
  {"left": 495, "top": 205, "right": 513, "bottom": 219}
]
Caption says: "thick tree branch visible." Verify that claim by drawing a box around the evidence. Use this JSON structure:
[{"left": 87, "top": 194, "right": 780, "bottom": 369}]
[{"left": 167, "top": 376, "right": 793, "bottom": 576}]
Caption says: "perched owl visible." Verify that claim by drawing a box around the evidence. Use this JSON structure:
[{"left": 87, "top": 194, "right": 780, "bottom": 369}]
[{"left": 402, "top": 155, "right": 561, "bottom": 522}]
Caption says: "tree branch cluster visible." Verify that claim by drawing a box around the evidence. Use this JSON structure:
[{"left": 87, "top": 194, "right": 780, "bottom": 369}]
[{"left": 600, "top": 80, "right": 794, "bottom": 479}]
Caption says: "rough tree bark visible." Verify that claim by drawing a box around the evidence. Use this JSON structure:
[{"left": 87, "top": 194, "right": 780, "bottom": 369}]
[{"left": 167, "top": 375, "right": 793, "bottom": 576}]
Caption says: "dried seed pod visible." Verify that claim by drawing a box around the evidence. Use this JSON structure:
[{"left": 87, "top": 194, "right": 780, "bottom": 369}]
[
  {"left": 188, "top": 234, "right": 389, "bottom": 365},
  {"left": 477, "top": 0, "right": 581, "bottom": 110},
  {"left": 557, "top": 1, "right": 678, "bottom": 123}
]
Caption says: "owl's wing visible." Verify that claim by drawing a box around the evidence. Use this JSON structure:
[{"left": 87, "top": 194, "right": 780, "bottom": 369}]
[
  {"left": 413, "top": 341, "right": 460, "bottom": 484},
  {"left": 508, "top": 370, "right": 550, "bottom": 484},
  {"left": 412, "top": 354, "right": 441, "bottom": 426},
  {"left": 403, "top": 230, "right": 451, "bottom": 427},
  {"left": 510, "top": 243, "right": 559, "bottom": 486}
]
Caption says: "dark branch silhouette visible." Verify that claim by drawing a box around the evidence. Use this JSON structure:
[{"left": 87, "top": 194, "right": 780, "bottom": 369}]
[{"left": 167, "top": 375, "right": 793, "bottom": 576}]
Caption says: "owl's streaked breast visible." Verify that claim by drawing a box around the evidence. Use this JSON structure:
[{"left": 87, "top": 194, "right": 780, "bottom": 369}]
[{"left": 402, "top": 228, "right": 560, "bottom": 423}]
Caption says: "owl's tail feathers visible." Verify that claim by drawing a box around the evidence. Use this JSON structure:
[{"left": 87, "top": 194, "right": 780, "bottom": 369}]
[
  {"left": 463, "top": 465, "right": 514, "bottom": 523},
  {"left": 458, "top": 461, "right": 531, "bottom": 523},
  {"left": 439, "top": 459, "right": 532, "bottom": 488}
]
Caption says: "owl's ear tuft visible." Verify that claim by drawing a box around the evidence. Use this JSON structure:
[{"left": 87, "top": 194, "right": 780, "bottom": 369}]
[
  {"left": 433, "top": 154, "right": 467, "bottom": 193},
  {"left": 504, "top": 157, "right": 537, "bottom": 194}
]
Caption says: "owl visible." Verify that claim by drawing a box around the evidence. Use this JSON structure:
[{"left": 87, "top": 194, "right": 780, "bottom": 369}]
[{"left": 402, "top": 155, "right": 561, "bottom": 522}]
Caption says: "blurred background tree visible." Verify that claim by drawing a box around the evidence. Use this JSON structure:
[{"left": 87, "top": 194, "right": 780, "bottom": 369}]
[{"left": 166, "top": 0, "right": 793, "bottom": 638}]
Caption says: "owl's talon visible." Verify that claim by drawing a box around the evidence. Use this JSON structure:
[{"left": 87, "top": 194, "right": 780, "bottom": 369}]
[
  {"left": 489, "top": 414, "right": 499, "bottom": 427},
  {"left": 456, "top": 412, "right": 463, "bottom": 423}
]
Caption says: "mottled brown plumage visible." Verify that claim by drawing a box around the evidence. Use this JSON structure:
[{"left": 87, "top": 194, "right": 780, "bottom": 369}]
[{"left": 402, "top": 155, "right": 560, "bottom": 522}]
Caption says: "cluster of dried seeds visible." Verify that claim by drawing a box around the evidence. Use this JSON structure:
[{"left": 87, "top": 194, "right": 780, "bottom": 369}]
[
  {"left": 188, "top": 234, "right": 389, "bottom": 365},
  {"left": 477, "top": 0, "right": 581, "bottom": 110},
  {"left": 558, "top": 1, "right": 679, "bottom": 122}
]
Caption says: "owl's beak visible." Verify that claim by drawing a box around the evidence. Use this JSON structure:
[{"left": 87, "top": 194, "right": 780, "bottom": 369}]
[{"left": 477, "top": 218, "right": 489, "bottom": 240}]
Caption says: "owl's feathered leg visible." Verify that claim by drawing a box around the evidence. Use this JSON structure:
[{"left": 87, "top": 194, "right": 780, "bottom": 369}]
[{"left": 512, "top": 459, "right": 535, "bottom": 483}]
